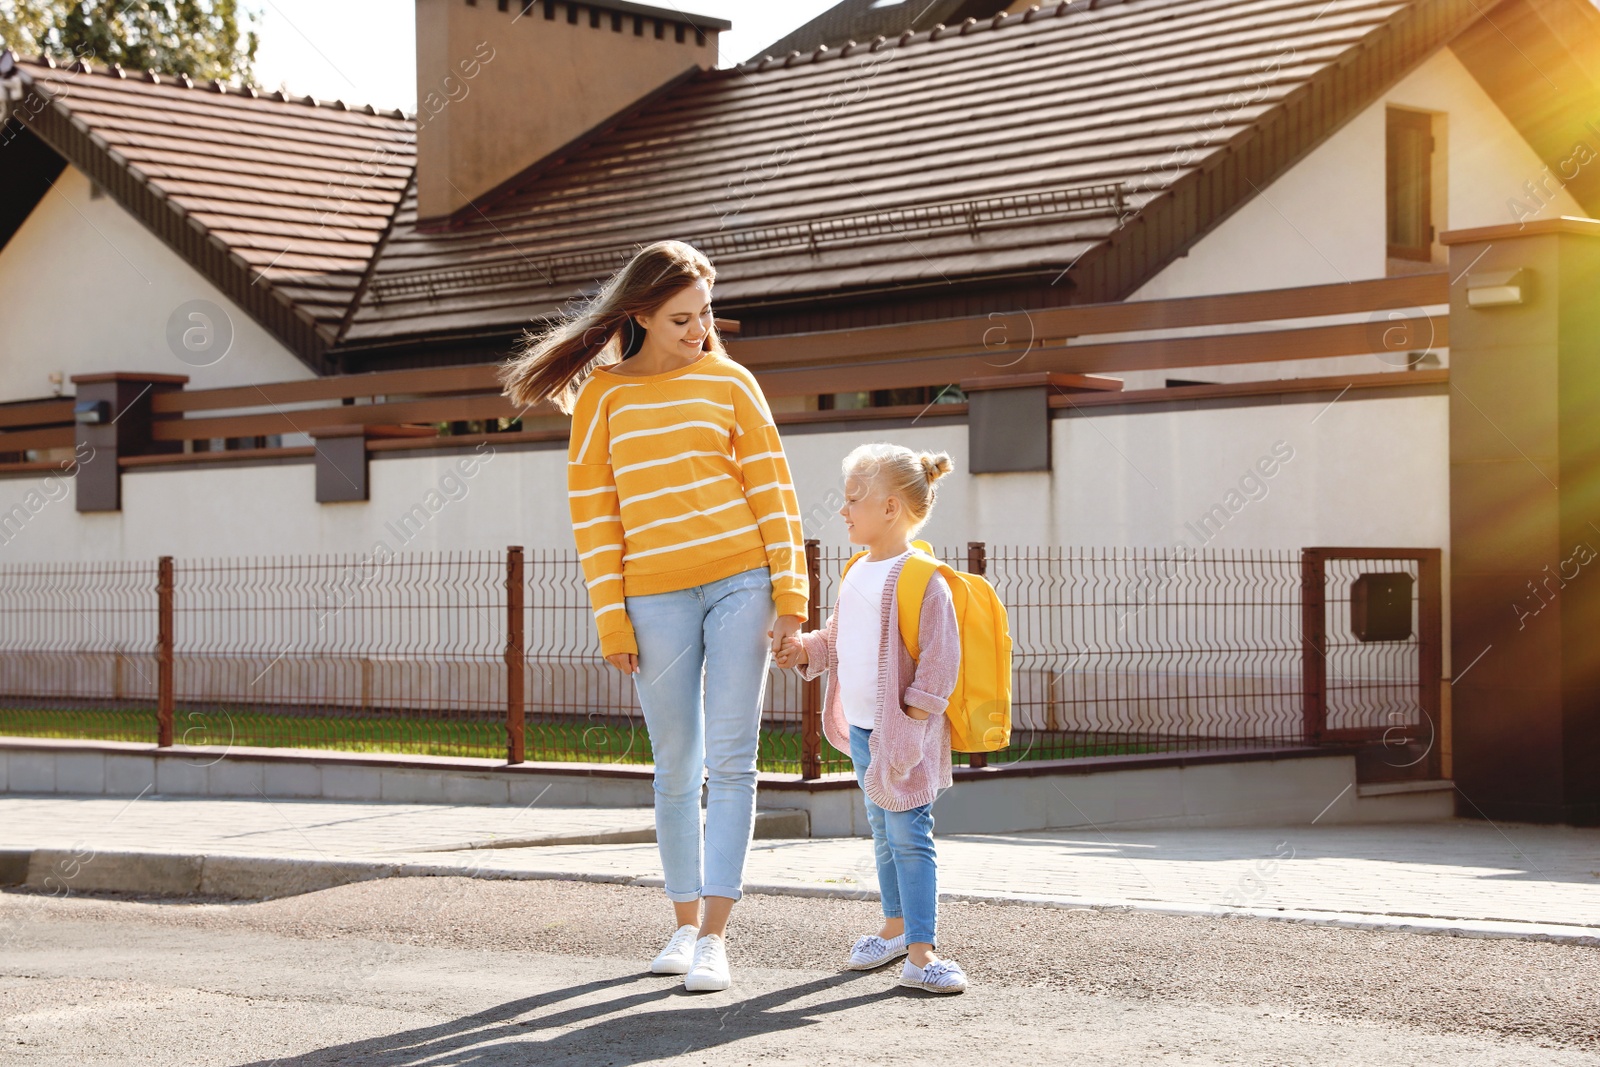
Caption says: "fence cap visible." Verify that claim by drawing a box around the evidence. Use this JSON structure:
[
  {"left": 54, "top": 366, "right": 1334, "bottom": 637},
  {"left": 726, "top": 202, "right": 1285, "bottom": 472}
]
[
  {"left": 959, "top": 371, "right": 1123, "bottom": 393},
  {"left": 70, "top": 372, "right": 190, "bottom": 386},
  {"left": 1441, "top": 215, "right": 1600, "bottom": 245}
]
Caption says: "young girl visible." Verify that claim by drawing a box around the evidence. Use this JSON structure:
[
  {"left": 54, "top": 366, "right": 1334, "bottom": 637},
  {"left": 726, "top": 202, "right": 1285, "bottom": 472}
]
[
  {"left": 774, "top": 443, "right": 968, "bottom": 994},
  {"left": 499, "top": 240, "right": 809, "bottom": 993}
]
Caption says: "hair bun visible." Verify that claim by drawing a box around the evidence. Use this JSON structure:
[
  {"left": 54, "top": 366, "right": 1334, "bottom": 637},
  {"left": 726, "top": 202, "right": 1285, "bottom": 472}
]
[{"left": 920, "top": 451, "right": 953, "bottom": 483}]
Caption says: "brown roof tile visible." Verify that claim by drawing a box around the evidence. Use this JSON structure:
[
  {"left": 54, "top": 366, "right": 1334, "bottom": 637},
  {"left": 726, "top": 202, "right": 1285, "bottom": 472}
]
[
  {"left": 4, "top": 54, "right": 413, "bottom": 368},
  {"left": 341, "top": 0, "right": 1435, "bottom": 350},
  {"left": 751, "top": 0, "right": 1016, "bottom": 61}
]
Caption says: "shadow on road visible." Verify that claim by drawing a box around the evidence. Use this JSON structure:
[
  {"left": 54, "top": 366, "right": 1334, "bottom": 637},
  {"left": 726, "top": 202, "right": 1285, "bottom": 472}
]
[{"left": 235, "top": 966, "right": 901, "bottom": 1065}]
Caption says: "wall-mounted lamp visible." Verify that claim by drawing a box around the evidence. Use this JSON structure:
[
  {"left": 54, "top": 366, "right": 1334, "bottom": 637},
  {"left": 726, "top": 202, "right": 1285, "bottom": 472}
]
[
  {"left": 1465, "top": 268, "right": 1530, "bottom": 308},
  {"left": 74, "top": 399, "right": 111, "bottom": 424}
]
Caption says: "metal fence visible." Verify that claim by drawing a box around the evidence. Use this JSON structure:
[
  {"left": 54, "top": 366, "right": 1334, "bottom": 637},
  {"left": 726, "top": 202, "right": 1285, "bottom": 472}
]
[{"left": 0, "top": 542, "right": 1440, "bottom": 778}]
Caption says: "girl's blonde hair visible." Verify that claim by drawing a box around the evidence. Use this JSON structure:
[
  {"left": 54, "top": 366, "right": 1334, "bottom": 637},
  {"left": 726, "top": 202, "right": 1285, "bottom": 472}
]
[
  {"left": 842, "top": 443, "right": 954, "bottom": 535},
  {"left": 498, "top": 240, "right": 725, "bottom": 415}
]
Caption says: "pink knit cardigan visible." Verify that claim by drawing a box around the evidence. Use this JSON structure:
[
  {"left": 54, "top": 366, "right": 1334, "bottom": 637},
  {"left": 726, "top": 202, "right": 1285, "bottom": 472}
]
[{"left": 796, "top": 552, "right": 961, "bottom": 811}]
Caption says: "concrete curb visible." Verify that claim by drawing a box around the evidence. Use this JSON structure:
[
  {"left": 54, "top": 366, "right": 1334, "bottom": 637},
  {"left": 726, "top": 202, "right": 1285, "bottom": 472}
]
[
  {"left": 400, "top": 807, "right": 810, "bottom": 852},
  {"left": 5, "top": 844, "right": 1597, "bottom": 947}
]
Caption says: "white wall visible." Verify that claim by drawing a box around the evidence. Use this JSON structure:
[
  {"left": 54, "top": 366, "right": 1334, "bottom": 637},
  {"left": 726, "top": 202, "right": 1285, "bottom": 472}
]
[
  {"left": 0, "top": 391, "right": 1446, "bottom": 562},
  {"left": 1131, "top": 45, "right": 1586, "bottom": 302},
  {"left": 0, "top": 166, "right": 314, "bottom": 405},
  {"left": 1107, "top": 45, "right": 1586, "bottom": 395}
]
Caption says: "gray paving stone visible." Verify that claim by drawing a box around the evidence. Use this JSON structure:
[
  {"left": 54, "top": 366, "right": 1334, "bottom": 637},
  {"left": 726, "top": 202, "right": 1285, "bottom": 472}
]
[
  {"left": 206, "top": 759, "right": 265, "bottom": 798},
  {"left": 379, "top": 770, "right": 447, "bottom": 803},
  {"left": 440, "top": 773, "right": 509, "bottom": 806},
  {"left": 8, "top": 754, "right": 55, "bottom": 793},
  {"left": 54, "top": 753, "right": 106, "bottom": 795},
  {"left": 321, "top": 764, "right": 381, "bottom": 800},
  {"left": 105, "top": 755, "right": 156, "bottom": 796},
  {"left": 154, "top": 759, "right": 209, "bottom": 796},
  {"left": 261, "top": 761, "right": 321, "bottom": 798}
]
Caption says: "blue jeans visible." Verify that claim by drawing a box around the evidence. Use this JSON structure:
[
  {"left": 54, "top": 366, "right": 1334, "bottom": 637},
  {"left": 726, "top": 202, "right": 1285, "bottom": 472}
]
[
  {"left": 849, "top": 724, "right": 939, "bottom": 946},
  {"left": 626, "top": 565, "right": 775, "bottom": 902}
]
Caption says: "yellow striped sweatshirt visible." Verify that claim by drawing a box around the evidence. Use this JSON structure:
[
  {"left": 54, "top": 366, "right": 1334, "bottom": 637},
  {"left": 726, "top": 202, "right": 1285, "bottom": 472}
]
[{"left": 567, "top": 350, "right": 809, "bottom": 657}]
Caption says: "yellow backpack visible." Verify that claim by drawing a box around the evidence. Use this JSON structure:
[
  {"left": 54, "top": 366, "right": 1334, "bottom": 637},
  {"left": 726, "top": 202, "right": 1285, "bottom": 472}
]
[{"left": 840, "top": 539, "right": 1013, "bottom": 752}]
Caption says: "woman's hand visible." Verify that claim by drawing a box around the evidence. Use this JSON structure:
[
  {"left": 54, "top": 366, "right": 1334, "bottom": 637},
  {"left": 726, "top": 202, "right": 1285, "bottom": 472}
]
[
  {"left": 903, "top": 703, "right": 930, "bottom": 721},
  {"left": 768, "top": 614, "right": 804, "bottom": 658},
  {"left": 605, "top": 652, "right": 638, "bottom": 674}
]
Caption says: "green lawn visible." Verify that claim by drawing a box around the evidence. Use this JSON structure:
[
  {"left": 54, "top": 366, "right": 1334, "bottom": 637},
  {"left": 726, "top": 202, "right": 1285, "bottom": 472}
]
[{"left": 0, "top": 706, "right": 1157, "bottom": 774}]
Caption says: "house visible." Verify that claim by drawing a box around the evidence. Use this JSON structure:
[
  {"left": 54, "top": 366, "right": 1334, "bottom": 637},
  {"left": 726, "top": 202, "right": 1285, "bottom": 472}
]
[
  {"left": 0, "top": 0, "right": 1591, "bottom": 532},
  {"left": 6, "top": 0, "right": 1592, "bottom": 387},
  {"left": 1, "top": 0, "right": 1599, "bottom": 820}
]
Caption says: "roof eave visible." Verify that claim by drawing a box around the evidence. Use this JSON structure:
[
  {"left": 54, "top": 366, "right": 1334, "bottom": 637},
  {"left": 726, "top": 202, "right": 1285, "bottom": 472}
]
[
  {"left": 12, "top": 69, "right": 342, "bottom": 376},
  {"left": 1065, "top": 0, "right": 1493, "bottom": 304}
]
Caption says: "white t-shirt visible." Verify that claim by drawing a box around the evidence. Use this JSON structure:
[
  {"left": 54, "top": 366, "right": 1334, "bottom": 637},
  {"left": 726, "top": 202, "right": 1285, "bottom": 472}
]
[{"left": 835, "top": 549, "right": 912, "bottom": 730}]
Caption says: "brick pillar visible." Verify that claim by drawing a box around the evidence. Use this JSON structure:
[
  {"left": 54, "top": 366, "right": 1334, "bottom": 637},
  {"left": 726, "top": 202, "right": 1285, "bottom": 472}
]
[
  {"left": 69, "top": 372, "right": 188, "bottom": 511},
  {"left": 1442, "top": 217, "right": 1600, "bottom": 824}
]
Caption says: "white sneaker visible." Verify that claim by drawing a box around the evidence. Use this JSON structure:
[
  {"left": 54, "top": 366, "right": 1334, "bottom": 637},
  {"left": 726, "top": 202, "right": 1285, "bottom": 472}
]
[
  {"left": 649, "top": 924, "right": 699, "bottom": 975},
  {"left": 846, "top": 932, "right": 908, "bottom": 971},
  {"left": 683, "top": 933, "right": 731, "bottom": 992},
  {"left": 900, "top": 957, "right": 968, "bottom": 994}
]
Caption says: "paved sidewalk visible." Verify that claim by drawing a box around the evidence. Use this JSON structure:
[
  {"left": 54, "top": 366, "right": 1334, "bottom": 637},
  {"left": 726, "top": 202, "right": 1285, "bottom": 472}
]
[
  {"left": 3, "top": 795, "right": 1598, "bottom": 943},
  {"left": 0, "top": 794, "right": 659, "bottom": 856}
]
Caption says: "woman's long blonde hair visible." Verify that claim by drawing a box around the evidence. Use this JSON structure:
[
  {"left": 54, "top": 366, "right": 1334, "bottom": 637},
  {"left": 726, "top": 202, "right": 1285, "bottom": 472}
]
[{"left": 498, "top": 240, "right": 725, "bottom": 415}]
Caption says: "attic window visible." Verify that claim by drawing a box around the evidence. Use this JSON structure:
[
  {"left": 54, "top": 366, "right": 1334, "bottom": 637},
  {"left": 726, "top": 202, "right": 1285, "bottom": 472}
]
[{"left": 1386, "top": 108, "right": 1434, "bottom": 261}]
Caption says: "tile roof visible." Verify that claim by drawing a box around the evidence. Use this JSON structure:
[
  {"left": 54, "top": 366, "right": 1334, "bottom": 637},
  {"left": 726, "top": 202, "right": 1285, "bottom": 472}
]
[
  {"left": 342, "top": 0, "right": 1461, "bottom": 351},
  {"left": 751, "top": 0, "right": 1016, "bottom": 61},
  {"left": 1, "top": 52, "right": 413, "bottom": 370}
]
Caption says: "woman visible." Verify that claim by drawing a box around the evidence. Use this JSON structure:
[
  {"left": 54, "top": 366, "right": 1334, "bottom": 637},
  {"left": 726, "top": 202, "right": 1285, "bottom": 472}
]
[{"left": 499, "top": 240, "right": 808, "bottom": 993}]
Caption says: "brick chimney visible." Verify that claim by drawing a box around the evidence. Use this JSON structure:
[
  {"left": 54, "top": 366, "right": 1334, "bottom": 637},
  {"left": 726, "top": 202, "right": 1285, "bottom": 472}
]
[{"left": 414, "top": 0, "right": 728, "bottom": 222}]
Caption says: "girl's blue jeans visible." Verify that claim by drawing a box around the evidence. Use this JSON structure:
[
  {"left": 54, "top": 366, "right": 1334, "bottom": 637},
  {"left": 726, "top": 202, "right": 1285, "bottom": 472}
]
[
  {"left": 848, "top": 724, "right": 939, "bottom": 946},
  {"left": 626, "top": 564, "right": 775, "bottom": 903}
]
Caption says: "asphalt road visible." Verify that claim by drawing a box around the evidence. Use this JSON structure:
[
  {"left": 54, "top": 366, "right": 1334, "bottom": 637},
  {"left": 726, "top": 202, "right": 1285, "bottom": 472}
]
[{"left": 1, "top": 877, "right": 1595, "bottom": 1065}]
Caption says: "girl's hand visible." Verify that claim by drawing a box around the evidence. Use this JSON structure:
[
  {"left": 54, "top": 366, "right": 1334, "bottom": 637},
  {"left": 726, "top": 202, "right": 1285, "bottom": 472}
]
[
  {"left": 903, "top": 703, "right": 930, "bottom": 721},
  {"left": 605, "top": 652, "right": 638, "bottom": 674},
  {"left": 773, "top": 632, "right": 807, "bottom": 670}
]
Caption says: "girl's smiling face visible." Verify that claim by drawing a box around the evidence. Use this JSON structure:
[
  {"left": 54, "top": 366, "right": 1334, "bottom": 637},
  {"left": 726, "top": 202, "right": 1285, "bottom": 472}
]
[
  {"left": 839, "top": 469, "right": 904, "bottom": 546},
  {"left": 635, "top": 279, "right": 713, "bottom": 358}
]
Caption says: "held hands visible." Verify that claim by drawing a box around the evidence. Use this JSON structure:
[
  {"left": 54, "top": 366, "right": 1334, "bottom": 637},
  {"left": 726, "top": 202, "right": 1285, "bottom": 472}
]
[
  {"left": 769, "top": 614, "right": 805, "bottom": 668},
  {"left": 773, "top": 631, "right": 807, "bottom": 669}
]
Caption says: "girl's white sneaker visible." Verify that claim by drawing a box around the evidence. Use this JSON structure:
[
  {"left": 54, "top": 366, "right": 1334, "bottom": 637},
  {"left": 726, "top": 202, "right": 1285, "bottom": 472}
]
[
  {"left": 846, "top": 933, "right": 908, "bottom": 971},
  {"left": 683, "top": 934, "right": 731, "bottom": 992},
  {"left": 649, "top": 924, "right": 700, "bottom": 975},
  {"left": 900, "top": 957, "right": 968, "bottom": 994}
]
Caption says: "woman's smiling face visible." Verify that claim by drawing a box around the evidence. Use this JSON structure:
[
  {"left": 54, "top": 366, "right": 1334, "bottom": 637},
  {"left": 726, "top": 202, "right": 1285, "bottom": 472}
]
[{"left": 637, "top": 279, "right": 713, "bottom": 358}]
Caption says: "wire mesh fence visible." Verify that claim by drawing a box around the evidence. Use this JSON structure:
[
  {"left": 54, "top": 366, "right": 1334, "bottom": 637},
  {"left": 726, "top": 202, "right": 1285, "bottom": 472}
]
[
  {"left": 0, "top": 543, "right": 1439, "bottom": 776},
  {"left": 898, "top": 544, "right": 1308, "bottom": 767},
  {"left": 0, "top": 560, "right": 160, "bottom": 742}
]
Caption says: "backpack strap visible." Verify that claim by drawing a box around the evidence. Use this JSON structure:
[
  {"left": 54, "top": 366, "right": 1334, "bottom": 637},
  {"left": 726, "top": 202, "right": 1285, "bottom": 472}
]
[
  {"left": 895, "top": 542, "right": 943, "bottom": 660},
  {"left": 843, "top": 543, "right": 942, "bottom": 661}
]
